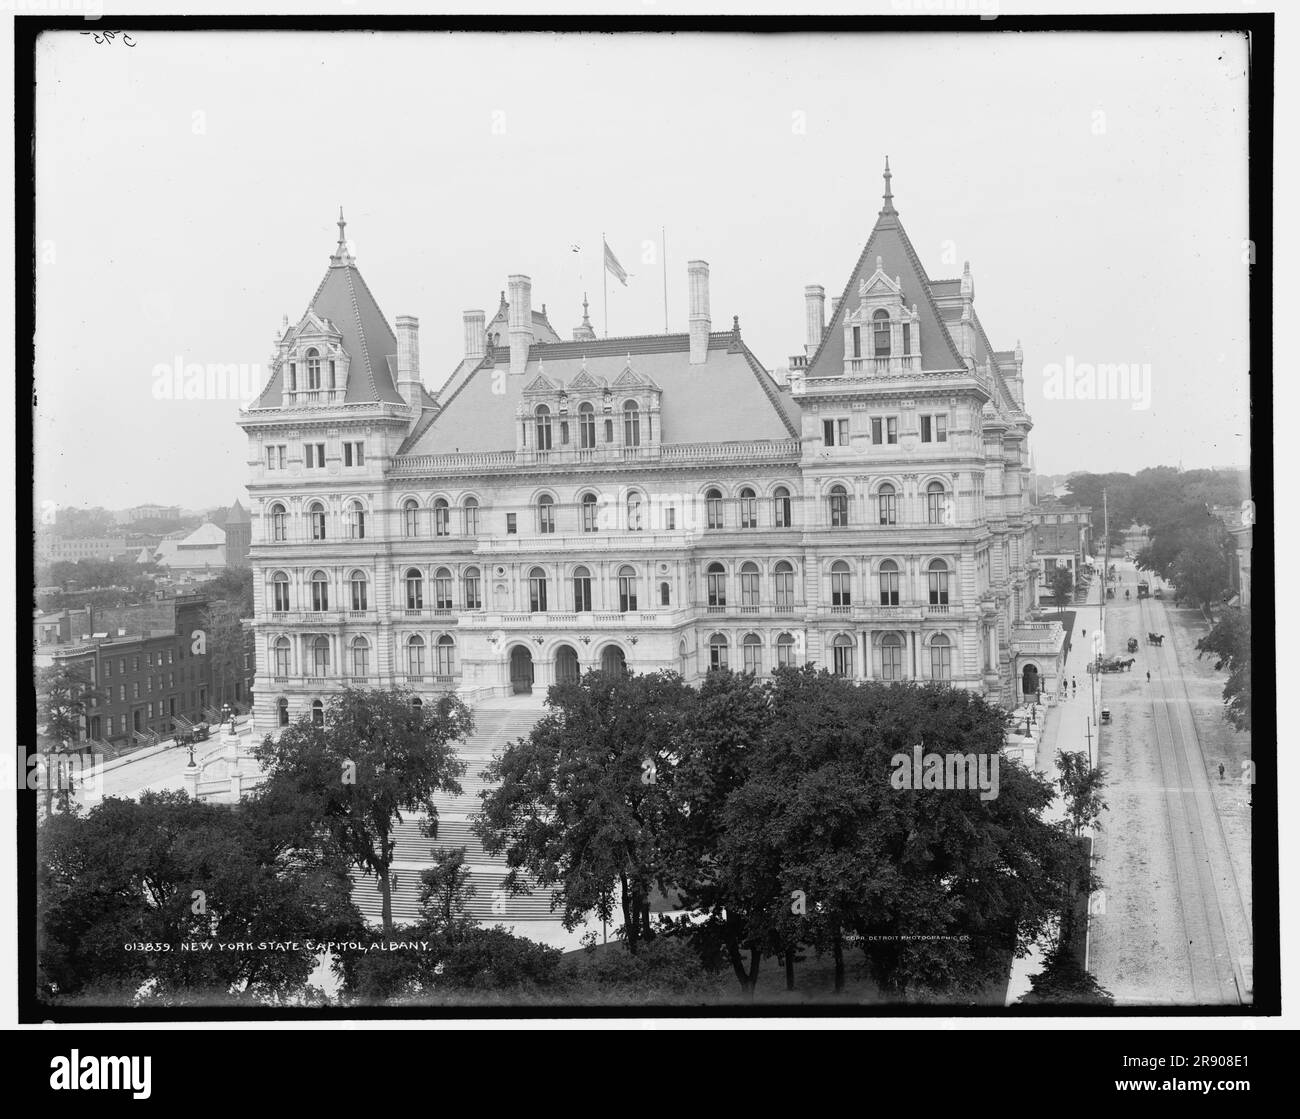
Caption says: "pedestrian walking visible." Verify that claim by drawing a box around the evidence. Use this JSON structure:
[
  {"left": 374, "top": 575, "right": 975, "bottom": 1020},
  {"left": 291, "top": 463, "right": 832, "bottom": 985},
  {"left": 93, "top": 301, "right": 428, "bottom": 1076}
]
[
  {"left": 1218, "top": 762, "right": 1225, "bottom": 780},
  {"left": 1146, "top": 670, "right": 1150, "bottom": 683}
]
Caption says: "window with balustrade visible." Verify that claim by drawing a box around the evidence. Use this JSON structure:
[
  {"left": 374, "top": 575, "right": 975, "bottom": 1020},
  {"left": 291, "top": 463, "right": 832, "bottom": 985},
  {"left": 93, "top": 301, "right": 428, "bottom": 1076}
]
[
  {"left": 881, "top": 634, "right": 903, "bottom": 680},
  {"left": 462, "top": 497, "right": 479, "bottom": 535},
  {"left": 878, "top": 560, "right": 900, "bottom": 606},
  {"left": 829, "top": 485, "right": 850, "bottom": 527},
  {"left": 306, "top": 347, "right": 322, "bottom": 390},
  {"left": 436, "top": 635, "right": 455, "bottom": 676},
  {"left": 308, "top": 503, "right": 327, "bottom": 541},
  {"left": 312, "top": 637, "right": 330, "bottom": 676},
  {"left": 774, "top": 561, "right": 794, "bottom": 608},
  {"left": 351, "top": 637, "right": 370, "bottom": 678},
  {"left": 623, "top": 401, "right": 640, "bottom": 446},
  {"left": 709, "top": 633, "right": 729, "bottom": 671},
  {"left": 706, "top": 489, "right": 724, "bottom": 530},
  {"left": 926, "top": 482, "right": 948, "bottom": 525},
  {"left": 831, "top": 561, "right": 852, "bottom": 607},
  {"left": 270, "top": 503, "right": 287, "bottom": 542},
  {"left": 273, "top": 637, "right": 291, "bottom": 677},
  {"left": 434, "top": 567, "right": 453, "bottom": 610},
  {"left": 773, "top": 486, "right": 792, "bottom": 528},
  {"left": 310, "top": 572, "right": 329, "bottom": 612},
  {"left": 930, "top": 634, "right": 952, "bottom": 681},
  {"left": 579, "top": 403, "right": 596, "bottom": 449},
  {"left": 739, "top": 488, "right": 757, "bottom": 528},
  {"left": 346, "top": 500, "right": 366, "bottom": 539},
  {"left": 740, "top": 562, "right": 760, "bottom": 609},
  {"left": 742, "top": 634, "right": 762, "bottom": 675},
  {"left": 350, "top": 570, "right": 368, "bottom": 612},
  {"left": 928, "top": 560, "right": 950, "bottom": 606},
  {"left": 878, "top": 483, "right": 898, "bottom": 525},
  {"left": 706, "top": 563, "right": 727, "bottom": 608},
  {"left": 872, "top": 309, "right": 891, "bottom": 356},
  {"left": 537, "top": 494, "right": 556, "bottom": 535},
  {"left": 272, "top": 572, "right": 291, "bottom": 612},
  {"left": 618, "top": 565, "right": 638, "bottom": 612},
  {"left": 405, "top": 568, "right": 423, "bottom": 611},
  {"left": 463, "top": 567, "right": 482, "bottom": 610},
  {"left": 434, "top": 498, "right": 450, "bottom": 537},
  {"left": 535, "top": 405, "right": 553, "bottom": 451},
  {"left": 626, "top": 491, "right": 643, "bottom": 531},
  {"left": 832, "top": 633, "right": 855, "bottom": 677},
  {"left": 581, "top": 492, "right": 599, "bottom": 532},
  {"left": 573, "top": 566, "right": 593, "bottom": 612},
  {"left": 529, "top": 567, "right": 548, "bottom": 612},
  {"left": 407, "top": 635, "right": 425, "bottom": 676},
  {"left": 403, "top": 499, "right": 420, "bottom": 537}
]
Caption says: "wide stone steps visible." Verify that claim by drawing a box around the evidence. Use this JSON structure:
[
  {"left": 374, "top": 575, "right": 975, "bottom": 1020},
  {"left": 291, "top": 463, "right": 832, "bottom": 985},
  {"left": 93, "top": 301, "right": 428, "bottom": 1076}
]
[{"left": 351, "top": 865, "right": 563, "bottom": 923}]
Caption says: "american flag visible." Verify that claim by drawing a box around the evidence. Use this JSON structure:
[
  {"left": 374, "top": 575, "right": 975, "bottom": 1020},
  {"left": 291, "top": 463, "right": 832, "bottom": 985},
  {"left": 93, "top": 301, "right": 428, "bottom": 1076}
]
[{"left": 603, "top": 238, "right": 628, "bottom": 286}]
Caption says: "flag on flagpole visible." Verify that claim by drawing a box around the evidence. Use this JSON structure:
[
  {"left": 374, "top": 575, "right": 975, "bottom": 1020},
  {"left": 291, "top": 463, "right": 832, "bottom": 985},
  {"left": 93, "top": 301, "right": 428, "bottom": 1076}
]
[{"left": 604, "top": 238, "right": 629, "bottom": 286}]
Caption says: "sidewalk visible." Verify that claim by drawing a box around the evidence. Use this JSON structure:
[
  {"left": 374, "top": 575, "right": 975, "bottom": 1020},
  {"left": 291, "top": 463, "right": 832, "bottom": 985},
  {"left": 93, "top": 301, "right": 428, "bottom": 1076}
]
[{"left": 1006, "top": 574, "right": 1105, "bottom": 1004}]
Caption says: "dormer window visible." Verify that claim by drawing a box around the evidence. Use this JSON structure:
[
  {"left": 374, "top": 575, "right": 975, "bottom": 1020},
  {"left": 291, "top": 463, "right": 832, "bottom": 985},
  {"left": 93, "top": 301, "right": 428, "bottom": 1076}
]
[
  {"left": 873, "top": 310, "right": 891, "bottom": 356},
  {"left": 623, "top": 401, "right": 640, "bottom": 447},
  {"left": 306, "top": 348, "right": 322, "bottom": 390},
  {"left": 578, "top": 403, "right": 596, "bottom": 449},
  {"left": 535, "top": 405, "right": 553, "bottom": 451}
]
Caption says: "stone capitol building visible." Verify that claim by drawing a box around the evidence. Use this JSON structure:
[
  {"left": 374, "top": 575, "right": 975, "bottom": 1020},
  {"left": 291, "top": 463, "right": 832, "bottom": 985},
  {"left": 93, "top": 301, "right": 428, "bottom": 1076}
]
[{"left": 239, "top": 163, "right": 1064, "bottom": 731}]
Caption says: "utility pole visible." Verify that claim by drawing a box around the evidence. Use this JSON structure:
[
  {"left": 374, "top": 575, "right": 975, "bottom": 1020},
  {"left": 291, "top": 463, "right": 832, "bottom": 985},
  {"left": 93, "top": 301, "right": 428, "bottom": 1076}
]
[{"left": 1084, "top": 715, "right": 1093, "bottom": 768}]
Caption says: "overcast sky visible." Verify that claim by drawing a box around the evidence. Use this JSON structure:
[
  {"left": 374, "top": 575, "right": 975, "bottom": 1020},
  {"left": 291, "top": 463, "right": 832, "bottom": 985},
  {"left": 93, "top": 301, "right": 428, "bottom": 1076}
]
[{"left": 34, "top": 29, "right": 1251, "bottom": 512}]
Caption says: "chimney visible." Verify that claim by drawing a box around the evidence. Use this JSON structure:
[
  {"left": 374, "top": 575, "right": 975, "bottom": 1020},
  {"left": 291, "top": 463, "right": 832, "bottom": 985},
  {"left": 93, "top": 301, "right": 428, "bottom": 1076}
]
[
  {"left": 804, "top": 284, "right": 825, "bottom": 353},
  {"left": 830, "top": 295, "right": 842, "bottom": 320},
  {"left": 463, "top": 310, "right": 486, "bottom": 359},
  {"left": 396, "top": 315, "right": 422, "bottom": 410},
  {"left": 508, "top": 274, "right": 533, "bottom": 376},
  {"left": 688, "top": 260, "right": 710, "bottom": 365}
]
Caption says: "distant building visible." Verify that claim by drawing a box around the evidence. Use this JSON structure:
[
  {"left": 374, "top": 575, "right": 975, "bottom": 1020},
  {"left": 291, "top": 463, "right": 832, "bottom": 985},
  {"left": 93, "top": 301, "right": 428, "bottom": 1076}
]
[
  {"left": 1211, "top": 503, "right": 1253, "bottom": 608},
  {"left": 114, "top": 504, "right": 182, "bottom": 526},
  {"left": 36, "top": 536, "right": 129, "bottom": 564},
  {"left": 1029, "top": 506, "right": 1092, "bottom": 603},
  {"left": 157, "top": 522, "right": 228, "bottom": 578},
  {"left": 1122, "top": 522, "right": 1151, "bottom": 552},
  {"left": 221, "top": 500, "right": 252, "bottom": 565}
]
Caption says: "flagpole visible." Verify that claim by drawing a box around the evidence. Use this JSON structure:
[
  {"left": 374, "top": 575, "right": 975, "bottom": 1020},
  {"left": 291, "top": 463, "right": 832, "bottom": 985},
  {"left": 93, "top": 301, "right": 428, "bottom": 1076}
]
[
  {"left": 662, "top": 226, "right": 668, "bottom": 334},
  {"left": 602, "top": 231, "right": 608, "bottom": 338}
]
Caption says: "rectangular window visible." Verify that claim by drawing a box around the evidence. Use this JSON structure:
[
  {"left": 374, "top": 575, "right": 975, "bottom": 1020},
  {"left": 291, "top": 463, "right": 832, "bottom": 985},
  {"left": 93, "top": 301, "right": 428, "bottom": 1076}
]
[
  {"left": 506, "top": 513, "right": 517, "bottom": 535},
  {"left": 920, "top": 415, "right": 933, "bottom": 443},
  {"left": 665, "top": 506, "right": 677, "bottom": 531},
  {"left": 838, "top": 418, "right": 849, "bottom": 446},
  {"left": 936, "top": 415, "right": 947, "bottom": 443},
  {"left": 823, "top": 419, "right": 835, "bottom": 446},
  {"left": 852, "top": 325, "right": 861, "bottom": 359},
  {"left": 902, "top": 323, "right": 911, "bottom": 354},
  {"left": 823, "top": 418, "right": 849, "bottom": 447},
  {"left": 886, "top": 417, "right": 898, "bottom": 444},
  {"left": 304, "top": 442, "right": 327, "bottom": 469},
  {"left": 871, "top": 417, "right": 882, "bottom": 445},
  {"left": 342, "top": 441, "right": 364, "bottom": 467}
]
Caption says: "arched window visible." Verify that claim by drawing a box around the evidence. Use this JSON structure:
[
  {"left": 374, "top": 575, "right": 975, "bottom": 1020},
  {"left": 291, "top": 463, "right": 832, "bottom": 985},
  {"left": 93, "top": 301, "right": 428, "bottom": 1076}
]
[
  {"left": 405, "top": 568, "right": 423, "bottom": 611},
  {"left": 462, "top": 567, "right": 482, "bottom": 611},
  {"left": 706, "top": 562, "right": 727, "bottom": 608},
  {"left": 878, "top": 483, "right": 898, "bottom": 526},
  {"left": 433, "top": 567, "right": 453, "bottom": 610},
  {"left": 708, "top": 633, "right": 729, "bottom": 671},
  {"left": 411, "top": 696, "right": 424, "bottom": 713},
  {"left": 310, "top": 571, "right": 329, "bottom": 612},
  {"left": 878, "top": 560, "right": 900, "bottom": 607},
  {"left": 349, "top": 570, "right": 368, "bottom": 612},
  {"left": 623, "top": 400, "right": 640, "bottom": 446},
  {"left": 773, "top": 560, "right": 794, "bottom": 609},
  {"left": 311, "top": 699, "right": 324, "bottom": 727},
  {"left": 271, "top": 571, "right": 291, "bottom": 613},
  {"left": 742, "top": 633, "right": 762, "bottom": 675},
  {"left": 273, "top": 636, "right": 291, "bottom": 677},
  {"left": 581, "top": 491, "right": 599, "bottom": 533},
  {"left": 346, "top": 499, "right": 366, "bottom": 540},
  {"left": 659, "top": 581, "right": 671, "bottom": 607},
  {"left": 626, "top": 490, "right": 643, "bottom": 532},
  {"left": 436, "top": 635, "right": 456, "bottom": 676},
  {"left": 706, "top": 489, "right": 724, "bottom": 530},
  {"left": 832, "top": 633, "right": 855, "bottom": 677},
  {"left": 434, "top": 497, "right": 451, "bottom": 537},
  {"left": 928, "top": 559, "right": 950, "bottom": 606},
  {"left": 881, "top": 634, "right": 904, "bottom": 681},
  {"left": 537, "top": 494, "right": 555, "bottom": 535},
  {"left": 269, "top": 502, "right": 287, "bottom": 542},
  {"left": 351, "top": 636, "right": 370, "bottom": 678},
  {"left": 578, "top": 402, "right": 596, "bottom": 449},
  {"left": 462, "top": 497, "right": 479, "bottom": 536},
  {"left": 406, "top": 635, "right": 425, "bottom": 677},
  {"left": 402, "top": 498, "right": 420, "bottom": 537},
  {"left": 307, "top": 502, "right": 327, "bottom": 541},
  {"left": 740, "top": 561, "right": 760, "bottom": 608},
  {"left": 872, "top": 309, "right": 891, "bottom": 357},
  {"left": 831, "top": 560, "right": 852, "bottom": 607},
  {"left": 305, "top": 347, "right": 321, "bottom": 390},
  {"left": 617, "top": 565, "right": 638, "bottom": 612},
  {"left": 829, "top": 485, "right": 849, "bottom": 527},
  {"left": 528, "top": 566, "right": 548, "bottom": 613},
  {"left": 535, "top": 405, "right": 553, "bottom": 451},
  {"left": 930, "top": 634, "right": 952, "bottom": 681},
  {"left": 277, "top": 697, "right": 289, "bottom": 727},
  {"left": 776, "top": 632, "right": 796, "bottom": 668},
  {"left": 573, "top": 565, "right": 593, "bottom": 612},
  {"left": 312, "top": 636, "right": 330, "bottom": 675},
  {"left": 739, "top": 488, "right": 757, "bottom": 529},
  {"left": 926, "top": 482, "right": 947, "bottom": 525},
  {"left": 773, "top": 486, "right": 792, "bottom": 528}
]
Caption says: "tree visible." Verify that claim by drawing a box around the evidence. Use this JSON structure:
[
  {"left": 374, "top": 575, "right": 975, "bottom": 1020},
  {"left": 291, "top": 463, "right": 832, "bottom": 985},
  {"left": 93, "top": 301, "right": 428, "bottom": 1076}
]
[
  {"left": 36, "top": 663, "right": 101, "bottom": 816},
  {"left": 476, "top": 669, "right": 691, "bottom": 955},
  {"left": 1053, "top": 750, "right": 1108, "bottom": 951},
  {"left": 1197, "top": 606, "right": 1251, "bottom": 731},
  {"left": 1046, "top": 564, "right": 1074, "bottom": 611},
  {"left": 252, "top": 687, "right": 472, "bottom": 935},
  {"left": 1169, "top": 527, "right": 1230, "bottom": 617},
  {"left": 38, "top": 789, "right": 360, "bottom": 1003},
  {"left": 200, "top": 566, "right": 254, "bottom": 618},
  {"left": 418, "top": 846, "right": 477, "bottom": 937},
  {"left": 1019, "top": 942, "right": 1114, "bottom": 1005}
]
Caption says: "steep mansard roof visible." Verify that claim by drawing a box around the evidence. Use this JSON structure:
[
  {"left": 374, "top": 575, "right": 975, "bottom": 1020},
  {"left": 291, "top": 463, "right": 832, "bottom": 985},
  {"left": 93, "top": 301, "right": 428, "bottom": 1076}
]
[{"left": 402, "top": 331, "right": 798, "bottom": 455}]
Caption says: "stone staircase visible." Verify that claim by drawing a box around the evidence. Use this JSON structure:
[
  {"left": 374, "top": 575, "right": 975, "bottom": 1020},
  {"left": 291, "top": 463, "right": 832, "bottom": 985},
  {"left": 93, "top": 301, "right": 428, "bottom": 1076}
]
[{"left": 351, "top": 696, "right": 561, "bottom": 926}]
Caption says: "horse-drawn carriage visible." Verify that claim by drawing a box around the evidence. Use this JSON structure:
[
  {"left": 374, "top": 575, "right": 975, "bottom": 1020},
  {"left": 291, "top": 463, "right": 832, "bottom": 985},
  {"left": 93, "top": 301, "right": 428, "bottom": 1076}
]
[
  {"left": 1127, "top": 637, "right": 1139, "bottom": 653},
  {"left": 1147, "top": 632, "right": 1165, "bottom": 647},
  {"left": 172, "top": 722, "right": 210, "bottom": 749},
  {"left": 1091, "top": 656, "right": 1135, "bottom": 674}
]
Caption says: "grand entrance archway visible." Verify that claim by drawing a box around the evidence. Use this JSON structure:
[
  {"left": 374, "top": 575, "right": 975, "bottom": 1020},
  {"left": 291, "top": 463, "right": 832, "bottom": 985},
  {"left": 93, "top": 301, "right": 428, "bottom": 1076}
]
[
  {"left": 600, "top": 644, "right": 627, "bottom": 675},
  {"left": 555, "top": 644, "right": 580, "bottom": 685},
  {"left": 510, "top": 645, "right": 535, "bottom": 694},
  {"left": 1021, "top": 663, "right": 1040, "bottom": 699}
]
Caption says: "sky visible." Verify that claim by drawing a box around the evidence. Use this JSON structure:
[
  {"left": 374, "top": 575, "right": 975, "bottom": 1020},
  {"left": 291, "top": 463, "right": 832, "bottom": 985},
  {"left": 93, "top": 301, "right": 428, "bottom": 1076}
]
[{"left": 33, "top": 28, "right": 1252, "bottom": 511}]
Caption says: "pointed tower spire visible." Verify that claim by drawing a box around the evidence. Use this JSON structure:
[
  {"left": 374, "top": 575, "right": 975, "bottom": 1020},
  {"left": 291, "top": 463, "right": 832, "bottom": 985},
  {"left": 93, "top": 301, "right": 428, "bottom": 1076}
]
[
  {"left": 880, "top": 156, "right": 896, "bottom": 216},
  {"left": 331, "top": 207, "right": 354, "bottom": 265}
]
